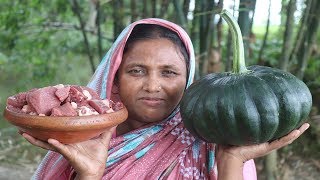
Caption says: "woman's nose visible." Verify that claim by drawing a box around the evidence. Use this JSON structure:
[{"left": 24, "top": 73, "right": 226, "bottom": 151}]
[{"left": 143, "top": 75, "right": 162, "bottom": 92}]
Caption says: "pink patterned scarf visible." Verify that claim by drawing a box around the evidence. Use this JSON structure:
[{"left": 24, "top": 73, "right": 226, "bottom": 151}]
[{"left": 32, "top": 18, "right": 256, "bottom": 180}]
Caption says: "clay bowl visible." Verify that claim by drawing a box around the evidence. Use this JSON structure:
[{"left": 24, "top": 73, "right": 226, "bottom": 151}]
[{"left": 3, "top": 106, "right": 128, "bottom": 144}]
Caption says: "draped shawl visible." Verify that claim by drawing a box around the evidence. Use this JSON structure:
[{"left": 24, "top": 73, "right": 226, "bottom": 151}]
[{"left": 32, "top": 18, "right": 257, "bottom": 180}]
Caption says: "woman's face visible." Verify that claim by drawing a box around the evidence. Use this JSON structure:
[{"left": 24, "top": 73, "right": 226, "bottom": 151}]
[{"left": 117, "top": 38, "right": 187, "bottom": 129}]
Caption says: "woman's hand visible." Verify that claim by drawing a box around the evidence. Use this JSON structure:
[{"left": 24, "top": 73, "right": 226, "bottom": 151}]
[
  {"left": 216, "top": 123, "right": 310, "bottom": 180},
  {"left": 21, "top": 126, "right": 116, "bottom": 179}
]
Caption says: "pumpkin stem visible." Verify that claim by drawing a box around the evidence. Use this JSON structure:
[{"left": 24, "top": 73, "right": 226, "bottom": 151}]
[{"left": 220, "top": 9, "right": 249, "bottom": 74}]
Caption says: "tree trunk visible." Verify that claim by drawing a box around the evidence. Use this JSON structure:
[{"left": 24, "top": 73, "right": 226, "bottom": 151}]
[
  {"left": 151, "top": 0, "right": 157, "bottom": 17},
  {"left": 225, "top": 2, "right": 236, "bottom": 72},
  {"left": 238, "top": 0, "right": 255, "bottom": 62},
  {"left": 112, "top": 0, "right": 124, "bottom": 40},
  {"left": 172, "top": 0, "right": 188, "bottom": 30},
  {"left": 191, "top": 0, "right": 200, "bottom": 80},
  {"left": 257, "top": 0, "right": 271, "bottom": 65},
  {"left": 70, "top": 0, "right": 95, "bottom": 73},
  {"left": 198, "top": 0, "right": 216, "bottom": 76},
  {"left": 216, "top": 0, "right": 224, "bottom": 50},
  {"left": 280, "top": 0, "right": 296, "bottom": 71},
  {"left": 202, "top": 1, "right": 217, "bottom": 75},
  {"left": 295, "top": 0, "right": 320, "bottom": 79},
  {"left": 142, "top": 0, "right": 148, "bottom": 18},
  {"left": 265, "top": 151, "right": 278, "bottom": 180},
  {"left": 289, "top": 0, "right": 312, "bottom": 68},
  {"left": 87, "top": 0, "right": 98, "bottom": 30},
  {"left": 249, "top": 0, "right": 257, "bottom": 33},
  {"left": 96, "top": 0, "right": 103, "bottom": 61},
  {"left": 261, "top": 5, "right": 278, "bottom": 180},
  {"left": 159, "top": 0, "right": 170, "bottom": 18},
  {"left": 183, "top": 0, "right": 190, "bottom": 19},
  {"left": 131, "top": 0, "right": 138, "bottom": 22}
]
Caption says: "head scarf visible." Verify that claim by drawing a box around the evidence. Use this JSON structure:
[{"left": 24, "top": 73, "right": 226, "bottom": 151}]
[{"left": 32, "top": 18, "right": 256, "bottom": 180}]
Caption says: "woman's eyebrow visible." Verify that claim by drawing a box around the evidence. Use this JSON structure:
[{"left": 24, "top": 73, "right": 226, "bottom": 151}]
[
  {"left": 160, "top": 64, "right": 182, "bottom": 70},
  {"left": 125, "top": 63, "right": 145, "bottom": 68}
]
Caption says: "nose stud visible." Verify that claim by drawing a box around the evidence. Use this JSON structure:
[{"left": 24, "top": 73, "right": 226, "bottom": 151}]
[{"left": 158, "top": 86, "right": 162, "bottom": 90}]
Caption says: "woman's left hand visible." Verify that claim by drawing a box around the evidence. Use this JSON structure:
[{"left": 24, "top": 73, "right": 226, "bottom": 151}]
[
  {"left": 216, "top": 123, "right": 310, "bottom": 164},
  {"left": 216, "top": 123, "right": 310, "bottom": 180}
]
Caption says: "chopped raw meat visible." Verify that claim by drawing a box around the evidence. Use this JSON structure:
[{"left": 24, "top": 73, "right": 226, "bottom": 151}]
[
  {"left": 82, "top": 90, "right": 92, "bottom": 100},
  {"left": 55, "top": 86, "right": 71, "bottom": 102},
  {"left": 51, "top": 102, "right": 77, "bottom": 116},
  {"left": 69, "top": 86, "right": 86, "bottom": 104},
  {"left": 6, "top": 84, "right": 122, "bottom": 117},
  {"left": 77, "top": 106, "right": 99, "bottom": 116},
  {"left": 71, "top": 102, "right": 77, "bottom": 109},
  {"left": 27, "top": 87, "right": 61, "bottom": 115},
  {"left": 6, "top": 105, "right": 22, "bottom": 113},
  {"left": 7, "top": 92, "right": 27, "bottom": 108},
  {"left": 88, "top": 100, "right": 114, "bottom": 114},
  {"left": 72, "top": 86, "right": 100, "bottom": 100},
  {"left": 21, "top": 104, "right": 36, "bottom": 114}
]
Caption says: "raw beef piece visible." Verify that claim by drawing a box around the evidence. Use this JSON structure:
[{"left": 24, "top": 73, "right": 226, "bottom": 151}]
[
  {"left": 71, "top": 85, "right": 100, "bottom": 102},
  {"left": 69, "top": 86, "right": 87, "bottom": 104},
  {"left": 6, "top": 105, "right": 22, "bottom": 113},
  {"left": 27, "top": 86, "right": 61, "bottom": 115},
  {"left": 55, "top": 86, "right": 71, "bottom": 102},
  {"left": 51, "top": 102, "right": 77, "bottom": 116},
  {"left": 6, "top": 84, "right": 122, "bottom": 116},
  {"left": 7, "top": 92, "right": 28, "bottom": 108},
  {"left": 72, "top": 86, "right": 100, "bottom": 100},
  {"left": 88, "top": 100, "right": 114, "bottom": 114},
  {"left": 21, "top": 104, "right": 36, "bottom": 114},
  {"left": 77, "top": 105, "right": 99, "bottom": 116}
]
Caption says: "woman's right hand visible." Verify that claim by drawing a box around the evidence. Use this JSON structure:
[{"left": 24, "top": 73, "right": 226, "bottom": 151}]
[{"left": 20, "top": 126, "right": 116, "bottom": 179}]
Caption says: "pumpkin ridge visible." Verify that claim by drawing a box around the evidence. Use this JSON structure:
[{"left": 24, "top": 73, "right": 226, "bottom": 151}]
[
  {"left": 253, "top": 68, "right": 302, "bottom": 139},
  {"left": 193, "top": 84, "right": 218, "bottom": 142},
  {"left": 243, "top": 75, "right": 280, "bottom": 143},
  {"left": 180, "top": 74, "right": 221, "bottom": 140}
]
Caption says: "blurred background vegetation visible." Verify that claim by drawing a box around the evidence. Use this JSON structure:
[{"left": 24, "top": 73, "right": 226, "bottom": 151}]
[{"left": 0, "top": 0, "right": 319, "bottom": 179}]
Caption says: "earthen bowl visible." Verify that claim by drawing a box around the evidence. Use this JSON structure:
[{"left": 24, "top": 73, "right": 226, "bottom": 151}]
[{"left": 3, "top": 106, "right": 128, "bottom": 144}]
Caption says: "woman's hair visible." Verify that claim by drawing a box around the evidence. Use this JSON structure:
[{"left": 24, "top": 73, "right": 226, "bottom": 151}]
[{"left": 123, "top": 24, "right": 189, "bottom": 66}]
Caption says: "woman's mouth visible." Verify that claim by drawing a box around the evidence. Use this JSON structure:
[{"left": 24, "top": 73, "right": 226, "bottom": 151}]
[{"left": 140, "top": 97, "right": 164, "bottom": 107}]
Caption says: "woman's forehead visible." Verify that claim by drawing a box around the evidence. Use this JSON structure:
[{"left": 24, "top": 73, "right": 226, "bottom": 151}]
[{"left": 121, "top": 38, "right": 187, "bottom": 68}]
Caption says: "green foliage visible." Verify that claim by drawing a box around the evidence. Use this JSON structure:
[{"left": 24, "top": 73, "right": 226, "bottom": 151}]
[
  {"left": 251, "top": 38, "right": 282, "bottom": 67},
  {"left": 0, "top": 0, "right": 319, "bottom": 167}
]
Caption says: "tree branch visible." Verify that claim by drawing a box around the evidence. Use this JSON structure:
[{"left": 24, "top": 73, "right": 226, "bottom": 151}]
[{"left": 70, "top": 0, "right": 96, "bottom": 73}]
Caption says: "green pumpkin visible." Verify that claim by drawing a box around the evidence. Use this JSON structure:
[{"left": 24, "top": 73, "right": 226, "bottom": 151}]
[{"left": 180, "top": 10, "right": 312, "bottom": 146}]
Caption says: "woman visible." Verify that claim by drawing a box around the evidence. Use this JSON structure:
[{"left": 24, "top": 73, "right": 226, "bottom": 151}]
[{"left": 23, "top": 18, "right": 309, "bottom": 180}]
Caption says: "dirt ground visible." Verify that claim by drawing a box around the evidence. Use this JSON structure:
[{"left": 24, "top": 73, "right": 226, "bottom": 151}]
[
  {"left": 255, "top": 156, "right": 320, "bottom": 180},
  {"left": 0, "top": 164, "right": 35, "bottom": 180}
]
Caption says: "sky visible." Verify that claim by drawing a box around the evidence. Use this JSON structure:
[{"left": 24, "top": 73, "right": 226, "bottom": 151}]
[
  {"left": 224, "top": 0, "right": 282, "bottom": 25},
  {"left": 189, "top": 0, "right": 304, "bottom": 26}
]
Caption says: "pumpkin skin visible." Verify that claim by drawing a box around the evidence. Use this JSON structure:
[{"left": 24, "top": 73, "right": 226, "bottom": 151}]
[{"left": 180, "top": 65, "right": 312, "bottom": 145}]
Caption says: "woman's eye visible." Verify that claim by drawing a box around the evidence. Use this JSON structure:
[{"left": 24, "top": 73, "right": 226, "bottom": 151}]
[
  {"left": 128, "top": 69, "right": 145, "bottom": 75},
  {"left": 162, "top": 70, "right": 177, "bottom": 76}
]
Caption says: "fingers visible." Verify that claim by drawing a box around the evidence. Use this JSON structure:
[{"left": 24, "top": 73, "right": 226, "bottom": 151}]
[
  {"left": 47, "top": 139, "right": 73, "bottom": 159},
  {"left": 99, "top": 126, "right": 117, "bottom": 147},
  {"left": 298, "top": 123, "right": 310, "bottom": 133},
  {"left": 21, "top": 133, "right": 55, "bottom": 151},
  {"left": 268, "top": 123, "right": 310, "bottom": 150}
]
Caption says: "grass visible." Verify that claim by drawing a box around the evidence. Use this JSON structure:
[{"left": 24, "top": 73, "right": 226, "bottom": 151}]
[{"left": 252, "top": 25, "right": 281, "bottom": 36}]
